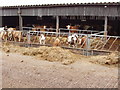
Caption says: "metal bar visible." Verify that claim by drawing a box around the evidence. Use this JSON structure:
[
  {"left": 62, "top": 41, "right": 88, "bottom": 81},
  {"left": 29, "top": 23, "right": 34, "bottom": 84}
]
[
  {"left": 91, "top": 34, "right": 120, "bottom": 38},
  {"left": 101, "top": 37, "right": 111, "bottom": 50},
  {"left": 56, "top": 16, "right": 59, "bottom": 33},
  {"left": 59, "top": 33, "right": 65, "bottom": 44},
  {"left": 94, "top": 36, "right": 104, "bottom": 49},
  {"left": 86, "top": 34, "right": 91, "bottom": 56},
  {"left": 90, "top": 36, "right": 98, "bottom": 49},
  {"left": 80, "top": 35, "right": 87, "bottom": 49},
  {"left": 91, "top": 31, "right": 105, "bottom": 35},
  {"left": 115, "top": 44, "right": 120, "bottom": 52},
  {"left": 108, "top": 37, "right": 118, "bottom": 51},
  {"left": 104, "top": 16, "right": 108, "bottom": 40},
  {"left": 27, "top": 32, "right": 31, "bottom": 44}
]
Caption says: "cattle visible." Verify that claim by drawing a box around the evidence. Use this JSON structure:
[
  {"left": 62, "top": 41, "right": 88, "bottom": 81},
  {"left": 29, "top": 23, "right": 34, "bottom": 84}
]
[
  {"left": 83, "top": 25, "right": 91, "bottom": 30},
  {"left": 39, "top": 34, "right": 45, "bottom": 44},
  {"left": 67, "top": 34, "right": 87, "bottom": 48},
  {"left": 80, "top": 36, "right": 87, "bottom": 48},
  {"left": 66, "top": 25, "right": 80, "bottom": 33},
  {"left": 0, "top": 27, "right": 5, "bottom": 31},
  {"left": 12, "top": 31, "right": 22, "bottom": 42},
  {"left": 0, "top": 30, "right": 8, "bottom": 41},
  {"left": 7, "top": 28, "right": 16, "bottom": 41},
  {"left": 67, "top": 34, "right": 79, "bottom": 47},
  {"left": 53, "top": 38, "right": 60, "bottom": 46},
  {"left": 0, "top": 27, "right": 8, "bottom": 41},
  {"left": 32, "top": 25, "right": 47, "bottom": 31}
]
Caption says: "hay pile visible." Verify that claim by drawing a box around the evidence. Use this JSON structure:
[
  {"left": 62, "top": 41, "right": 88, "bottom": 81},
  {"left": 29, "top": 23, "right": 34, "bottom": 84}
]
[
  {"left": 1, "top": 42, "right": 81, "bottom": 65},
  {"left": 2, "top": 42, "right": 26, "bottom": 53},
  {"left": 1, "top": 42, "right": 119, "bottom": 66},
  {"left": 89, "top": 53, "right": 119, "bottom": 66},
  {"left": 22, "top": 46, "right": 79, "bottom": 65}
]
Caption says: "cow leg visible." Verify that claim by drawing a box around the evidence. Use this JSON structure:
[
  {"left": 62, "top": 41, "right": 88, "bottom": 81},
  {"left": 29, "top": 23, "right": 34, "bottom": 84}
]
[
  {"left": 14, "top": 37, "right": 17, "bottom": 42},
  {"left": 18, "top": 36, "right": 21, "bottom": 42},
  {"left": 43, "top": 40, "right": 45, "bottom": 45},
  {"left": 4, "top": 35, "right": 7, "bottom": 42},
  {"left": 39, "top": 40, "right": 41, "bottom": 44}
]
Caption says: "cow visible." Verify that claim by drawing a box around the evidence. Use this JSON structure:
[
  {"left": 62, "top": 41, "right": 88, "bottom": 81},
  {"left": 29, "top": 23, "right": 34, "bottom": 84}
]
[
  {"left": 67, "top": 34, "right": 87, "bottom": 48},
  {"left": 7, "top": 28, "right": 16, "bottom": 41},
  {"left": 12, "top": 31, "right": 22, "bottom": 42},
  {"left": 0, "top": 27, "right": 5, "bottom": 31},
  {"left": 79, "top": 36, "right": 87, "bottom": 48},
  {"left": 67, "top": 34, "right": 79, "bottom": 47},
  {"left": 0, "top": 27, "right": 8, "bottom": 41},
  {"left": 53, "top": 38, "right": 60, "bottom": 46},
  {"left": 66, "top": 25, "right": 80, "bottom": 33},
  {"left": 83, "top": 25, "right": 91, "bottom": 30},
  {"left": 39, "top": 34, "right": 45, "bottom": 44},
  {"left": 32, "top": 25, "right": 47, "bottom": 31}
]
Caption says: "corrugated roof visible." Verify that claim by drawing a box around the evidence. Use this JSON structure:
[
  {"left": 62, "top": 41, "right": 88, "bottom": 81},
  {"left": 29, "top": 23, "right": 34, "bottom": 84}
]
[{"left": 2, "top": 2, "right": 120, "bottom": 8}]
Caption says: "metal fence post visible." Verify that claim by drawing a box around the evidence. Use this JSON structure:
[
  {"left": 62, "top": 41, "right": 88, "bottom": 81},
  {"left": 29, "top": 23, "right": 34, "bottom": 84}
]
[
  {"left": 86, "top": 34, "right": 91, "bottom": 56},
  {"left": 27, "top": 31, "right": 31, "bottom": 47}
]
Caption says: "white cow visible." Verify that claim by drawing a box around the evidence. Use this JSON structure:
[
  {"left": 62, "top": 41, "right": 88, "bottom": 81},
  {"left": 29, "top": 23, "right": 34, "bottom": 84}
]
[
  {"left": 39, "top": 34, "right": 45, "bottom": 44},
  {"left": 0, "top": 27, "right": 8, "bottom": 41},
  {"left": 67, "top": 34, "right": 79, "bottom": 47},
  {"left": 0, "top": 27, "right": 5, "bottom": 32}
]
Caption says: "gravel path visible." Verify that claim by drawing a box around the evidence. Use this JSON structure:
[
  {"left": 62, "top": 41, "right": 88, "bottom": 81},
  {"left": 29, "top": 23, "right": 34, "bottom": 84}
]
[{"left": 1, "top": 51, "right": 118, "bottom": 88}]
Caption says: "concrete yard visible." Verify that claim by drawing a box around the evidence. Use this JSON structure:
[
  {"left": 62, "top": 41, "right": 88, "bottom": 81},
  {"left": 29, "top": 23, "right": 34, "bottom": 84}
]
[{"left": 1, "top": 51, "right": 118, "bottom": 88}]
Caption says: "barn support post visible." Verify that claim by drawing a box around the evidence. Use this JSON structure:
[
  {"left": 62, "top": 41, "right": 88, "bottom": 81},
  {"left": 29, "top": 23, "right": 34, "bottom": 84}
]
[
  {"left": 0, "top": 8, "right": 2, "bottom": 27},
  {"left": 104, "top": 16, "right": 108, "bottom": 39},
  {"left": 27, "top": 31, "right": 31, "bottom": 46},
  {"left": 18, "top": 8, "right": 23, "bottom": 30},
  {"left": 85, "top": 34, "right": 91, "bottom": 56},
  {"left": 56, "top": 16, "right": 59, "bottom": 34},
  {"left": 0, "top": 16, "right": 2, "bottom": 27}
]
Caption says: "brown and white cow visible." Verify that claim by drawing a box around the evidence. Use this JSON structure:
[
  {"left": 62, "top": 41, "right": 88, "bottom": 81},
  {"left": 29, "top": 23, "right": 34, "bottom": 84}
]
[
  {"left": 53, "top": 38, "right": 60, "bottom": 46},
  {"left": 0, "top": 27, "right": 8, "bottom": 41},
  {"left": 0, "top": 30, "right": 8, "bottom": 41},
  {"left": 67, "top": 34, "right": 86, "bottom": 48},
  {"left": 32, "top": 25, "right": 47, "bottom": 31},
  {"left": 66, "top": 25, "right": 80, "bottom": 33},
  {"left": 12, "top": 31, "right": 22, "bottom": 42},
  {"left": 7, "top": 28, "right": 16, "bottom": 41}
]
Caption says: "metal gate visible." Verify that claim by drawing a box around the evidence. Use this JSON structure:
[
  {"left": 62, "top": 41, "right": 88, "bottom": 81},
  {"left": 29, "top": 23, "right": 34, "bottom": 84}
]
[{"left": 25, "top": 28, "right": 120, "bottom": 56}]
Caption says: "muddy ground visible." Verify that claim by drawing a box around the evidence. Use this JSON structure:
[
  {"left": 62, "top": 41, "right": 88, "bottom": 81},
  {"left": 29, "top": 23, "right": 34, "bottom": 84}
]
[{"left": 1, "top": 42, "right": 119, "bottom": 88}]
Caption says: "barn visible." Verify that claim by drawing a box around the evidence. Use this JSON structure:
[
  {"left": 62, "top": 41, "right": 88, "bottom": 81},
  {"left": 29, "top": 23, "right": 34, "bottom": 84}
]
[{"left": 0, "top": 2, "right": 120, "bottom": 36}]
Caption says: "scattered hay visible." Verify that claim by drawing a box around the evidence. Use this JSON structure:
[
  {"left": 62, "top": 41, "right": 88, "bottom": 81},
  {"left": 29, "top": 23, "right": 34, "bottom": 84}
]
[
  {"left": 2, "top": 47, "right": 10, "bottom": 53},
  {"left": 89, "top": 52, "right": 119, "bottom": 65},
  {"left": 1, "top": 42, "right": 119, "bottom": 66}
]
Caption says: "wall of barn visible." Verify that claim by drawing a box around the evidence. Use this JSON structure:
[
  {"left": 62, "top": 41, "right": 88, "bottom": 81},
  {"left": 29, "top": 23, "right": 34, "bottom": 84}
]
[{"left": 2, "top": 5, "right": 120, "bottom": 17}]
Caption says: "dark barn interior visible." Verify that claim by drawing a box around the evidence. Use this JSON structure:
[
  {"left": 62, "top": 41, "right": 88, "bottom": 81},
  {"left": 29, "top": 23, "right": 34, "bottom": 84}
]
[{"left": 2, "top": 16, "right": 120, "bottom": 36}]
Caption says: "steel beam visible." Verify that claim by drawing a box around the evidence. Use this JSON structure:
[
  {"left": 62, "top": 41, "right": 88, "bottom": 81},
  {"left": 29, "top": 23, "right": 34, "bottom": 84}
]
[
  {"left": 56, "top": 16, "right": 59, "bottom": 33},
  {"left": 18, "top": 8, "right": 23, "bottom": 30},
  {"left": 104, "top": 16, "right": 108, "bottom": 37}
]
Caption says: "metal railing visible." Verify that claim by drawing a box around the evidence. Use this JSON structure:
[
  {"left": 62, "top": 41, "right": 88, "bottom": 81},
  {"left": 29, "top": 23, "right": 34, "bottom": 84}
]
[
  {"left": 26, "top": 30, "right": 120, "bottom": 55},
  {"left": 1, "top": 27, "right": 120, "bottom": 56}
]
